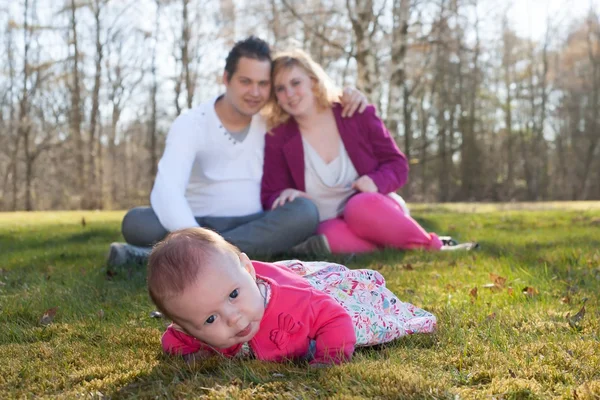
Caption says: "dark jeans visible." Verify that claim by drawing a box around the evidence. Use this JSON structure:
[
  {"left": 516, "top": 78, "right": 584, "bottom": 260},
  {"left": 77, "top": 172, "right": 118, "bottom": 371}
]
[{"left": 121, "top": 197, "right": 319, "bottom": 256}]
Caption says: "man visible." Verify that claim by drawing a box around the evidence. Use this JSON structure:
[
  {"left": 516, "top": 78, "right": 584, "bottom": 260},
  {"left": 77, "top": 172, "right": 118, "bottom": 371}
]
[{"left": 107, "top": 36, "right": 367, "bottom": 267}]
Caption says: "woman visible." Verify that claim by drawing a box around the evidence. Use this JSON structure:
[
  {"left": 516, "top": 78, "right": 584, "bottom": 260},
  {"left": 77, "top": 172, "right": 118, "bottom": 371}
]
[{"left": 261, "top": 49, "right": 467, "bottom": 254}]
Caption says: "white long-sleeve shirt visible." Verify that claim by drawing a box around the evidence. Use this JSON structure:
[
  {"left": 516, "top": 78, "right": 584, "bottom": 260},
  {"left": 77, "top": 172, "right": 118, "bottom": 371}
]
[{"left": 150, "top": 96, "right": 267, "bottom": 232}]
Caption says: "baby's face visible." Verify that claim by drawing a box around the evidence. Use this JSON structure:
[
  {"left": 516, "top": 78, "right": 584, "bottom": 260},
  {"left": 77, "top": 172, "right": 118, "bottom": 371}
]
[{"left": 165, "top": 252, "right": 265, "bottom": 349}]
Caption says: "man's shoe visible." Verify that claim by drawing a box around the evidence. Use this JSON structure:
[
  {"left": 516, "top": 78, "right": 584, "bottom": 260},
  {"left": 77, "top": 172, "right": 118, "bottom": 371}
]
[
  {"left": 289, "top": 234, "right": 331, "bottom": 256},
  {"left": 107, "top": 242, "right": 151, "bottom": 268},
  {"left": 440, "top": 242, "right": 479, "bottom": 251},
  {"left": 438, "top": 236, "right": 459, "bottom": 246}
]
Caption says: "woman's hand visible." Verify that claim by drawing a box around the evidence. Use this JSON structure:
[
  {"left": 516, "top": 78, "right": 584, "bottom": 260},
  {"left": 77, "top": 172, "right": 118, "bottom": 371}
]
[
  {"left": 272, "top": 188, "right": 311, "bottom": 209},
  {"left": 351, "top": 175, "right": 378, "bottom": 193},
  {"left": 340, "top": 87, "right": 368, "bottom": 117}
]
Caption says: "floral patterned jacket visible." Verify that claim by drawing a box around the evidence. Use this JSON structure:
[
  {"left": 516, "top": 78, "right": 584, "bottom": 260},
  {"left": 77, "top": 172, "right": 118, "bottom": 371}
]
[{"left": 161, "top": 261, "right": 357, "bottom": 365}]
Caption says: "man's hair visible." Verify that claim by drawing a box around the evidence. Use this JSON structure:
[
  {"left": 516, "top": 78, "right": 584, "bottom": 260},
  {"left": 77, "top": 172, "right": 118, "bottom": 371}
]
[
  {"left": 224, "top": 36, "right": 272, "bottom": 80},
  {"left": 147, "top": 228, "right": 241, "bottom": 320},
  {"left": 263, "top": 48, "right": 342, "bottom": 129}
]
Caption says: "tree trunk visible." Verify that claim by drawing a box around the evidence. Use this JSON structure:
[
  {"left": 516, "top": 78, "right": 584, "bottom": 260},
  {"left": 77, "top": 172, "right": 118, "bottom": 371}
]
[{"left": 69, "top": 0, "right": 85, "bottom": 207}]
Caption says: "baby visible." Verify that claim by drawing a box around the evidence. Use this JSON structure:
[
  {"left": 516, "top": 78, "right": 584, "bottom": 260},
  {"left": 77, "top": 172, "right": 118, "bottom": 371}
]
[{"left": 147, "top": 227, "right": 436, "bottom": 365}]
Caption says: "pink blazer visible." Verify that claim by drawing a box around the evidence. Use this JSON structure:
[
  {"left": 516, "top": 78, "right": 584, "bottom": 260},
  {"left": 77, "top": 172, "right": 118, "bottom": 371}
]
[{"left": 261, "top": 104, "right": 409, "bottom": 210}]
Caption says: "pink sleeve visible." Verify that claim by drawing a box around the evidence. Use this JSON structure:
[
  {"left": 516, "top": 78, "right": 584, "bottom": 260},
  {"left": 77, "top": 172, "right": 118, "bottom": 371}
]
[
  {"left": 360, "top": 106, "right": 409, "bottom": 193},
  {"left": 308, "top": 292, "right": 356, "bottom": 365},
  {"left": 161, "top": 325, "right": 241, "bottom": 358}
]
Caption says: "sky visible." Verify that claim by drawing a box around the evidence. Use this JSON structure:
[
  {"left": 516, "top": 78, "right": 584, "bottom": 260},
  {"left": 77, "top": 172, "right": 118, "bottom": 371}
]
[{"left": 509, "top": 0, "right": 597, "bottom": 41}]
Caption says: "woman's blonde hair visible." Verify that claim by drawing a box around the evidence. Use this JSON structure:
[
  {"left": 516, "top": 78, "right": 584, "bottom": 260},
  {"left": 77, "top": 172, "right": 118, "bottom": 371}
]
[{"left": 262, "top": 48, "right": 342, "bottom": 129}]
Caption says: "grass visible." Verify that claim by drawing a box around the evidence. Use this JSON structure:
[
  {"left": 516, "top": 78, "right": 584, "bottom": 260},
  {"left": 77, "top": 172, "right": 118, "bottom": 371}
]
[{"left": 1, "top": 203, "right": 599, "bottom": 399}]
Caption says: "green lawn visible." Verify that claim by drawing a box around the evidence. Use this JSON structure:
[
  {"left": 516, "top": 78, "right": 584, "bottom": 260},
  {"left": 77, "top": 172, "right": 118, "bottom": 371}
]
[{"left": 1, "top": 203, "right": 599, "bottom": 399}]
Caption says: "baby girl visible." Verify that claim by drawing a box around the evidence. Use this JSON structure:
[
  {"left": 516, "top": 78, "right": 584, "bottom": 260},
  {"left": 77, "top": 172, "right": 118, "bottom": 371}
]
[{"left": 147, "top": 228, "right": 436, "bottom": 365}]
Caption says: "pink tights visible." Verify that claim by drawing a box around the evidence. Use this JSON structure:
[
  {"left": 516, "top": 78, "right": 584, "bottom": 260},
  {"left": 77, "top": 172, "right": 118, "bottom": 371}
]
[{"left": 316, "top": 192, "right": 443, "bottom": 254}]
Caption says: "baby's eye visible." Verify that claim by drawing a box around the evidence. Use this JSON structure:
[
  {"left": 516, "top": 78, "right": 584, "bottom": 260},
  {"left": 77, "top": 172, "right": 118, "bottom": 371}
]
[
  {"left": 205, "top": 315, "right": 216, "bottom": 324},
  {"left": 229, "top": 289, "right": 239, "bottom": 299}
]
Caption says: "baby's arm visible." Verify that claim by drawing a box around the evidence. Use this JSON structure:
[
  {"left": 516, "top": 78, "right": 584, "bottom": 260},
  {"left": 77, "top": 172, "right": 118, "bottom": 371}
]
[
  {"left": 308, "top": 293, "right": 356, "bottom": 365},
  {"left": 162, "top": 324, "right": 240, "bottom": 360}
]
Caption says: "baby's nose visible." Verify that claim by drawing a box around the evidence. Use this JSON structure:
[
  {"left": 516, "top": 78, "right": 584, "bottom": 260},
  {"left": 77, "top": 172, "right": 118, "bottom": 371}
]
[{"left": 226, "top": 308, "right": 242, "bottom": 327}]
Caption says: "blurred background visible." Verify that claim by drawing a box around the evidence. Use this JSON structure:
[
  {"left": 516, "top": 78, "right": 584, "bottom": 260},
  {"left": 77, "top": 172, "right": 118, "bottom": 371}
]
[{"left": 0, "top": 0, "right": 598, "bottom": 211}]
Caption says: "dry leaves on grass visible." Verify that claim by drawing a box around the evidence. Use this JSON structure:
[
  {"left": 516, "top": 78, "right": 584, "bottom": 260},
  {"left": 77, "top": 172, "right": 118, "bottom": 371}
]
[
  {"left": 567, "top": 299, "right": 587, "bottom": 330},
  {"left": 403, "top": 264, "right": 414, "bottom": 271},
  {"left": 482, "top": 273, "right": 510, "bottom": 293},
  {"left": 522, "top": 286, "right": 539, "bottom": 298},
  {"left": 40, "top": 307, "right": 58, "bottom": 326},
  {"left": 106, "top": 269, "right": 117, "bottom": 280},
  {"left": 469, "top": 287, "right": 478, "bottom": 302}
]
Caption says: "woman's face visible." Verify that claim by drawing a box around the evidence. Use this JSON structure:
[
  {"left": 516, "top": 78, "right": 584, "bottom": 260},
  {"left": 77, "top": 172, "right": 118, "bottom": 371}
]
[{"left": 273, "top": 65, "right": 316, "bottom": 117}]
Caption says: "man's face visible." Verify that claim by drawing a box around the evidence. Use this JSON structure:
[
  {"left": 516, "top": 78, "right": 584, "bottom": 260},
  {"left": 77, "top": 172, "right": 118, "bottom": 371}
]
[
  {"left": 223, "top": 57, "right": 272, "bottom": 117},
  {"left": 166, "top": 252, "right": 265, "bottom": 349}
]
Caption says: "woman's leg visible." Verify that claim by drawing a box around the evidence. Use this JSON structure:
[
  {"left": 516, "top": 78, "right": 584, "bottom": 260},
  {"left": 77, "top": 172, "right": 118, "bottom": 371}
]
[
  {"left": 317, "top": 218, "right": 378, "bottom": 254},
  {"left": 344, "top": 193, "right": 443, "bottom": 250}
]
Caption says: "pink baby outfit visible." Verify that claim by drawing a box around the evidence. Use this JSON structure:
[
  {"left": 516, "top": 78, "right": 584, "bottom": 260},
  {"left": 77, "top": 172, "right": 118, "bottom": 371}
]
[{"left": 162, "top": 260, "right": 437, "bottom": 364}]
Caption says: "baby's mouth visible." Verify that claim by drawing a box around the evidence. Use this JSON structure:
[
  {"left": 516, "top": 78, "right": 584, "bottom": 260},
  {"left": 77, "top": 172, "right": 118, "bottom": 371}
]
[{"left": 236, "top": 324, "right": 252, "bottom": 338}]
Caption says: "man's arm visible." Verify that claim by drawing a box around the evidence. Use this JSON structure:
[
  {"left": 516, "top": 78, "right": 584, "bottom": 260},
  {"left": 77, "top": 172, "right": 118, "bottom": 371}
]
[
  {"left": 150, "top": 114, "right": 200, "bottom": 232},
  {"left": 339, "top": 87, "right": 369, "bottom": 117}
]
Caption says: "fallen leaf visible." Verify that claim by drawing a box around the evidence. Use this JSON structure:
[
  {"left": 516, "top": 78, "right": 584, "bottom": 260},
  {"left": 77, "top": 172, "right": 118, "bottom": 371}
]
[
  {"left": 489, "top": 273, "right": 507, "bottom": 288},
  {"left": 486, "top": 312, "right": 497, "bottom": 320},
  {"left": 522, "top": 286, "right": 538, "bottom": 298},
  {"left": 106, "top": 269, "right": 117, "bottom": 280},
  {"left": 509, "top": 369, "right": 516, "bottom": 378},
  {"left": 507, "top": 287, "right": 514, "bottom": 295},
  {"left": 469, "top": 287, "right": 478, "bottom": 302},
  {"left": 445, "top": 284, "right": 457, "bottom": 292},
  {"left": 483, "top": 283, "right": 502, "bottom": 292},
  {"left": 568, "top": 304, "right": 586, "bottom": 329},
  {"left": 561, "top": 296, "right": 571, "bottom": 304},
  {"left": 403, "top": 263, "right": 414, "bottom": 271},
  {"left": 40, "top": 307, "right": 58, "bottom": 326}
]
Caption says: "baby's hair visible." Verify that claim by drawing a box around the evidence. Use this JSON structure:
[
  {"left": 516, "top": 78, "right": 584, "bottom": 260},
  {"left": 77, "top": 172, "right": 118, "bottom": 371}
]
[{"left": 147, "top": 227, "right": 241, "bottom": 320}]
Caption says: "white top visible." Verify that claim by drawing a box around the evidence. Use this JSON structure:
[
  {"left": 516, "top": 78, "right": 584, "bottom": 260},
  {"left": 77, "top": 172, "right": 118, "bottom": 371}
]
[
  {"left": 150, "top": 96, "right": 267, "bottom": 232},
  {"left": 302, "top": 138, "right": 359, "bottom": 221}
]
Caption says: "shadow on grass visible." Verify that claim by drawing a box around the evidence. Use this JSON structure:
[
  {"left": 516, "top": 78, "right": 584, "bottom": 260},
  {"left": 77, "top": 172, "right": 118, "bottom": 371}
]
[{"left": 0, "top": 227, "right": 120, "bottom": 253}]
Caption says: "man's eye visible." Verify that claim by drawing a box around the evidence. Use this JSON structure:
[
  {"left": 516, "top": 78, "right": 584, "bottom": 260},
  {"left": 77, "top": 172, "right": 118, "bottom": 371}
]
[
  {"left": 230, "top": 289, "right": 239, "bottom": 299},
  {"left": 205, "top": 315, "right": 216, "bottom": 324}
]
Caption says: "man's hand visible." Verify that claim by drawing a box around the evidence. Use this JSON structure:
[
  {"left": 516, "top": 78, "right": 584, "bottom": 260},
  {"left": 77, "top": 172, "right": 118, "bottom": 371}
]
[
  {"left": 272, "top": 188, "right": 311, "bottom": 209},
  {"left": 340, "top": 87, "right": 369, "bottom": 117},
  {"left": 351, "top": 175, "right": 378, "bottom": 193}
]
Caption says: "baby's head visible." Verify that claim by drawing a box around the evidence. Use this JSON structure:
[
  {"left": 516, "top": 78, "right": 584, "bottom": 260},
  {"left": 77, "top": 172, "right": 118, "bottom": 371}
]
[{"left": 148, "top": 228, "right": 265, "bottom": 348}]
